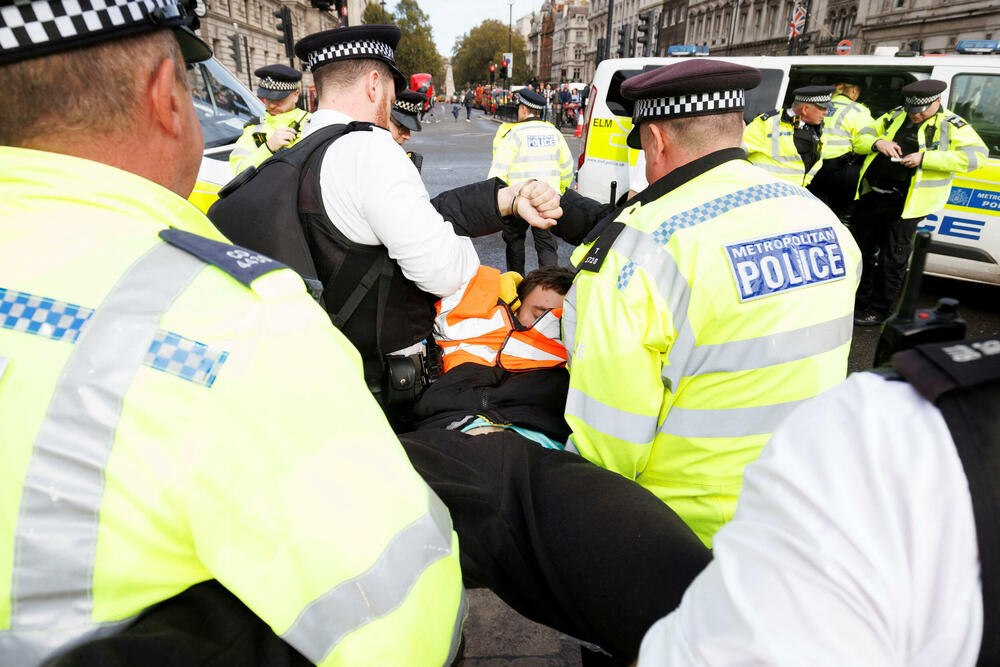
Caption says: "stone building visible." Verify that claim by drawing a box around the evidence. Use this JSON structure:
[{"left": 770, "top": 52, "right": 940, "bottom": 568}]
[
  {"left": 585, "top": 0, "right": 664, "bottom": 82},
  {"left": 854, "top": 0, "right": 1000, "bottom": 54},
  {"left": 196, "top": 0, "right": 344, "bottom": 98},
  {"left": 552, "top": 2, "right": 591, "bottom": 82}
]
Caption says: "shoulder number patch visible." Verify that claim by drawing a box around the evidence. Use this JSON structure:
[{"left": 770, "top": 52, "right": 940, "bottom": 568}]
[
  {"left": 577, "top": 222, "right": 625, "bottom": 274},
  {"left": 724, "top": 226, "right": 846, "bottom": 302},
  {"left": 159, "top": 228, "right": 288, "bottom": 288}
]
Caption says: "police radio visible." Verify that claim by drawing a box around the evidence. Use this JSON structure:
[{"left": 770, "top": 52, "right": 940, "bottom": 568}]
[{"left": 873, "top": 231, "right": 967, "bottom": 366}]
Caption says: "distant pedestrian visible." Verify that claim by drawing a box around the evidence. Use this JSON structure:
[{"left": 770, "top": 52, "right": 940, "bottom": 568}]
[
  {"left": 452, "top": 101, "right": 461, "bottom": 121},
  {"left": 464, "top": 90, "right": 474, "bottom": 121}
]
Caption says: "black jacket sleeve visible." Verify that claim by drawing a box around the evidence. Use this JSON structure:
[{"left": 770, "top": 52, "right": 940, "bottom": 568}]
[
  {"left": 548, "top": 189, "right": 616, "bottom": 247},
  {"left": 430, "top": 177, "right": 508, "bottom": 238}
]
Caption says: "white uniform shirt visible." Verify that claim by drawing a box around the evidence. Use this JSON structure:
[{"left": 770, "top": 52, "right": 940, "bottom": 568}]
[
  {"left": 639, "top": 372, "right": 982, "bottom": 667},
  {"left": 303, "top": 109, "right": 479, "bottom": 299}
]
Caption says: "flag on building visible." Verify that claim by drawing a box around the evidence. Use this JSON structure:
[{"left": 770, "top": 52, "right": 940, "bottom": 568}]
[{"left": 788, "top": 6, "right": 806, "bottom": 38}]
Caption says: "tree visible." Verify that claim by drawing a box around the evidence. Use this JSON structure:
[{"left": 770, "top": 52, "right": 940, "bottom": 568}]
[
  {"left": 362, "top": 1, "right": 390, "bottom": 25},
  {"left": 451, "top": 19, "right": 527, "bottom": 88},
  {"left": 392, "top": 0, "right": 442, "bottom": 85}
]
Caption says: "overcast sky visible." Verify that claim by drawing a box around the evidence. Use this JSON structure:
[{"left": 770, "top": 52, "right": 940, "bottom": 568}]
[{"left": 388, "top": 0, "right": 535, "bottom": 56}]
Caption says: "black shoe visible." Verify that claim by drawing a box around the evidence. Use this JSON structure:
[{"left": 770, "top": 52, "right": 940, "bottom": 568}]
[{"left": 854, "top": 310, "right": 886, "bottom": 326}]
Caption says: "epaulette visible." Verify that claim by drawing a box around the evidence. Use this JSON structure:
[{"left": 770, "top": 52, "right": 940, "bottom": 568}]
[
  {"left": 758, "top": 110, "right": 779, "bottom": 120},
  {"left": 891, "top": 336, "right": 1000, "bottom": 403},
  {"left": 159, "top": 229, "right": 289, "bottom": 289},
  {"left": 946, "top": 115, "right": 968, "bottom": 128},
  {"left": 243, "top": 116, "right": 261, "bottom": 128}
]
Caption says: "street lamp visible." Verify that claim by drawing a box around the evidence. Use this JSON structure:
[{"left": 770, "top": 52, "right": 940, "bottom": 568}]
[{"left": 508, "top": 0, "right": 514, "bottom": 91}]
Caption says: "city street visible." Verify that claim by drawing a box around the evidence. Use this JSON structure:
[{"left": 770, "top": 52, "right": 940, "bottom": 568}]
[{"left": 406, "top": 107, "right": 1000, "bottom": 665}]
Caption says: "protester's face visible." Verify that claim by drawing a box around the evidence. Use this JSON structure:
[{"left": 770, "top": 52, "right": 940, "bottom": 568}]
[
  {"left": 517, "top": 286, "right": 565, "bottom": 327},
  {"left": 389, "top": 117, "right": 410, "bottom": 145}
]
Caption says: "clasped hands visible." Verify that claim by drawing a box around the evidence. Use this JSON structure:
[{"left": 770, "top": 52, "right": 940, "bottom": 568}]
[{"left": 499, "top": 181, "right": 563, "bottom": 229}]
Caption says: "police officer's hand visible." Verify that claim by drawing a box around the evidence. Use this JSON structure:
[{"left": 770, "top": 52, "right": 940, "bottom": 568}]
[
  {"left": 899, "top": 152, "right": 923, "bottom": 168},
  {"left": 873, "top": 139, "right": 903, "bottom": 159},
  {"left": 517, "top": 181, "right": 562, "bottom": 229},
  {"left": 266, "top": 126, "right": 298, "bottom": 152}
]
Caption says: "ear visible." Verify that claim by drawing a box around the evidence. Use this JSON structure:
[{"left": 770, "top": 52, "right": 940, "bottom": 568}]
[
  {"left": 366, "top": 69, "right": 380, "bottom": 103},
  {"left": 148, "top": 58, "right": 183, "bottom": 138},
  {"left": 644, "top": 121, "right": 668, "bottom": 156}
]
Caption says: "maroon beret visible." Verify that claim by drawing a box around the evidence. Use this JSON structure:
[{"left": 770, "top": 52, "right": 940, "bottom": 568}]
[{"left": 621, "top": 59, "right": 762, "bottom": 148}]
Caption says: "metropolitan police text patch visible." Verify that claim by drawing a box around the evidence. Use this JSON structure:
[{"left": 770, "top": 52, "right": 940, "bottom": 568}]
[{"left": 724, "top": 226, "right": 846, "bottom": 302}]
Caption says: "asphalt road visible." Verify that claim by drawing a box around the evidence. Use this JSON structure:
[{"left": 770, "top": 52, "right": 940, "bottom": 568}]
[{"left": 407, "top": 108, "right": 1000, "bottom": 665}]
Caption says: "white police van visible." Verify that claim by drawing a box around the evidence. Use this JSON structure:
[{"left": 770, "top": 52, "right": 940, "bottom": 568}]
[
  {"left": 187, "top": 57, "right": 265, "bottom": 212},
  {"left": 576, "top": 47, "right": 1000, "bottom": 286}
]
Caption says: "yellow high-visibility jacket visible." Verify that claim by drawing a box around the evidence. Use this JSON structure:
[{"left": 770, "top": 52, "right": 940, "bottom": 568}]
[
  {"left": 488, "top": 119, "right": 574, "bottom": 193},
  {"left": 564, "top": 149, "right": 861, "bottom": 546},
  {"left": 855, "top": 105, "right": 989, "bottom": 219},
  {"left": 822, "top": 93, "right": 875, "bottom": 160},
  {"left": 743, "top": 109, "right": 825, "bottom": 186},
  {"left": 0, "top": 146, "right": 465, "bottom": 666},
  {"left": 229, "top": 107, "right": 311, "bottom": 175}
]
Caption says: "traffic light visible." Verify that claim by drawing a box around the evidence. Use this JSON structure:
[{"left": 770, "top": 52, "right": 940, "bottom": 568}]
[
  {"left": 228, "top": 33, "right": 242, "bottom": 72},
  {"left": 309, "top": 0, "right": 332, "bottom": 8},
  {"left": 489, "top": 63, "right": 496, "bottom": 84},
  {"left": 616, "top": 25, "right": 626, "bottom": 57},
  {"left": 636, "top": 11, "right": 652, "bottom": 57},
  {"left": 596, "top": 36, "right": 606, "bottom": 62},
  {"left": 624, "top": 24, "right": 633, "bottom": 58},
  {"left": 274, "top": 6, "right": 294, "bottom": 59},
  {"left": 797, "top": 33, "right": 812, "bottom": 54}
]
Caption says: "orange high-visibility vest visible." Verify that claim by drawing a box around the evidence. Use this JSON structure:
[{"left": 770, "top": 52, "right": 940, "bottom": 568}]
[{"left": 434, "top": 266, "right": 566, "bottom": 372}]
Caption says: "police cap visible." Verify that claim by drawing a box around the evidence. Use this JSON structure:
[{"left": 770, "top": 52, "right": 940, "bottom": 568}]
[
  {"left": 792, "top": 85, "right": 835, "bottom": 110},
  {"left": 254, "top": 64, "right": 302, "bottom": 100},
  {"left": 391, "top": 89, "right": 425, "bottom": 133},
  {"left": 620, "top": 59, "right": 762, "bottom": 148},
  {"left": 294, "top": 24, "right": 406, "bottom": 93},
  {"left": 901, "top": 79, "right": 946, "bottom": 113},
  {"left": 517, "top": 88, "right": 547, "bottom": 112},
  {"left": 0, "top": 0, "right": 211, "bottom": 66}
]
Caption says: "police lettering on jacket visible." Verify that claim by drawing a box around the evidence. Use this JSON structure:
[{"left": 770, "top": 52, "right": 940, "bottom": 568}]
[{"left": 724, "top": 226, "right": 846, "bottom": 301}]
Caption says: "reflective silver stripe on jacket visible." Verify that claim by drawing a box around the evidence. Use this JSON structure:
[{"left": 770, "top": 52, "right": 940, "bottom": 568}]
[
  {"left": 659, "top": 398, "right": 808, "bottom": 438},
  {"left": 281, "top": 489, "right": 466, "bottom": 664},
  {"left": 959, "top": 145, "right": 987, "bottom": 171},
  {"left": 1, "top": 243, "right": 206, "bottom": 665},
  {"left": 561, "top": 282, "right": 578, "bottom": 366},
  {"left": 565, "top": 387, "right": 659, "bottom": 445},
  {"left": 914, "top": 177, "right": 952, "bottom": 189}
]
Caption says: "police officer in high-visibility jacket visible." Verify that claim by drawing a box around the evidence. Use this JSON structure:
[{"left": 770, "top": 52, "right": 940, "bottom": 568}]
[
  {"left": 488, "top": 88, "right": 574, "bottom": 275},
  {"left": 562, "top": 61, "right": 861, "bottom": 546},
  {"left": 0, "top": 3, "right": 464, "bottom": 665},
  {"left": 229, "top": 64, "right": 311, "bottom": 175},
  {"left": 852, "top": 80, "right": 988, "bottom": 326},
  {"left": 809, "top": 80, "right": 875, "bottom": 219},
  {"left": 743, "top": 85, "right": 834, "bottom": 187}
]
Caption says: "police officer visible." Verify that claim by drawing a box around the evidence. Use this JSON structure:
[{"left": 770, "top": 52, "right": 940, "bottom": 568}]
[
  {"left": 488, "top": 87, "right": 574, "bottom": 275},
  {"left": 639, "top": 336, "right": 998, "bottom": 665},
  {"left": 809, "top": 79, "right": 876, "bottom": 220},
  {"left": 852, "top": 80, "right": 988, "bottom": 326},
  {"left": 248, "top": 25, "right": 558, "bottom": 424},
  {"left": 0, "top": 3, "right": 464, "bottom": 664},
  {"left": 390, "top": 88, "right": 426, "bottom": 172},
  {"left": 229, "top": 64, "right": 311, "bottom": 175},
  {"left": 743, "top": 85, "right": 834, "bottom": 187},
  {"left": 555, "top": 61, "right": 861, "bottom": 546}
]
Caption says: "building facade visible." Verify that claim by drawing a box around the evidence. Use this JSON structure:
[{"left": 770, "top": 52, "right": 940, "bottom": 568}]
[
  {"left": 196, "top": 0, "right": 343, "bottom": 96},
  {"left": 855, "top": 0, "right": 999, "bottom": 54},
  {"left": 585, "top": 0, "right": 664, "bottom": 82},
  {"left": 552, "top": 2, "right": 591, "bottom": 82}
]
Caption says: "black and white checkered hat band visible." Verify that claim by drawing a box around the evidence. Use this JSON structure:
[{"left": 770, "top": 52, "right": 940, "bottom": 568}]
[
  {"left": 260, "top": 77, "right": 299, "bottom": 91},
  {"left": 0, "top": 0, "right": 186, "bottom": 55},
  {"left": 394, "top": 99, "right": 421, "bottom": 114},
  {"left": 633, "top": 89, "right": 745, "bottom": 122},
  {"left": 795, "top": 94, "right": 832, "bottom": 104},
  {"left": 305, "top": 38, "right": 394, "bottom": 71},
  {"left": 905, "top": 94, "right": 940, "bottom": 106},
  {"left": 518, "top": 96, "right": 545, "bottom": 111}
]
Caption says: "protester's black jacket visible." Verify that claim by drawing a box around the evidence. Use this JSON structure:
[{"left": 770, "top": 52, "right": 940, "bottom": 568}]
[{"left": 414, "top": 363, "right": 571, "bottom": 442}]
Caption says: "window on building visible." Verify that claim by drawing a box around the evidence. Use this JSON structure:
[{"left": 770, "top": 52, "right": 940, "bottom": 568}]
[
  {"left": 753, "top": 8, "right": 761, "bottom": 34},
  {"left": 767, "top": 5, "right": 777, "bottom": 35},
  {"left": 738, "top": 10, "right": 747, "bottom": 34},
  {"left": 893, "top": 0, "right": 904, "bottom": 8},
  {"left": 952, "top": 73, "right": 1000, "bottom": 157},
  {"left": 846, "top": 7, "right": 856, "bottom": 34}
]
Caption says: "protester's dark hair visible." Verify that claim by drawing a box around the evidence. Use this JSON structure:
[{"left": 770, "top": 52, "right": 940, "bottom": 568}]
[{"left": 517, "top": 266, "right": 575, "bottom": 301}]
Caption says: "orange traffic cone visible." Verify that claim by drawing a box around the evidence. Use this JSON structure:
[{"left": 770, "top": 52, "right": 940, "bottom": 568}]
[{"left": 574, "top": 109, "right": 584, "bottom": 137}]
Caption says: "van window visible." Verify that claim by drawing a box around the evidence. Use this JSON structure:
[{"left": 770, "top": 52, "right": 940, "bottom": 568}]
[
  {"left": 950, "top": 73, "right": 1000, "bottom": 158},
  {"left": 784, "top": 67, "right": 924, "bottom": 118},
  {"left": 744, "top": 68, "right": 783, "bottom": 121},
  {"left": 188, "top": 59, "right": 264, "bottom": 149},
  {"left": 605, "top": 65, "right": 662, "bottom": 118}
]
